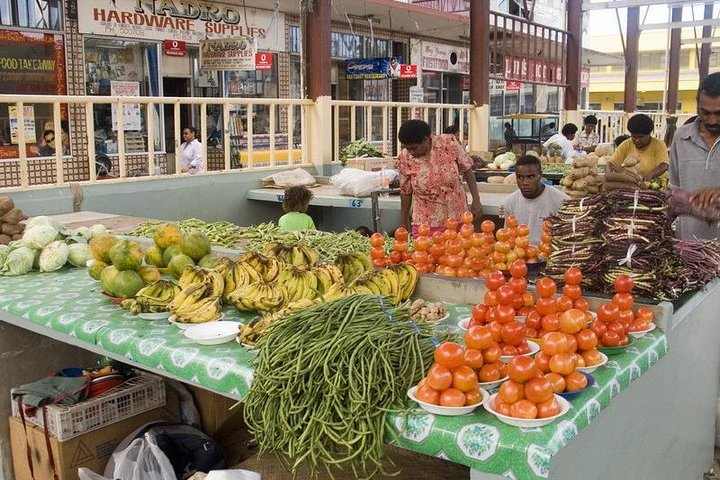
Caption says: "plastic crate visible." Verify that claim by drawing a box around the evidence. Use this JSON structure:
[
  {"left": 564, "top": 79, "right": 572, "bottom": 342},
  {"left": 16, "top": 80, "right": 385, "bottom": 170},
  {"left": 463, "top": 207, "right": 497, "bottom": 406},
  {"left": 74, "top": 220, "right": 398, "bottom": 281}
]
[{"left": 11, "top": 372, "right": 165, "bottom": 441}]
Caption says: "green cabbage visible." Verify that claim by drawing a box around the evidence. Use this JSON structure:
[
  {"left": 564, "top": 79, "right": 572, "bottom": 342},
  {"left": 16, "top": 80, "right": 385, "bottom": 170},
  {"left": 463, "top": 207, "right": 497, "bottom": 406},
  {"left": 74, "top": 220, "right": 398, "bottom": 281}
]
[
  {"left": 89, "top": 224, "right": 108, "bottom": 238},
  {"left": 67, "top": 243, "right": 91, "bottom": 268},
  {"left": 22, "top": 225, "right": 59, "bottom": 249},
  {"left": 39, "top": 241, "right": 69, "bottom": 272},
  {"left": 1, "top": 246, "right": 35, "bottom": 276},
  {"left": 0, "top": 245, "right": 9, "bottom": 266}
]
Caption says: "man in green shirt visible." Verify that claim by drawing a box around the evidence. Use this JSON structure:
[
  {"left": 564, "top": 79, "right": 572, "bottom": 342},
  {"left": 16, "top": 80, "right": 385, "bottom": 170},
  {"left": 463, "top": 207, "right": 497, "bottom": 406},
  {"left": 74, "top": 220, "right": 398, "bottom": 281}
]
[{"left": 278, "top": 186, "right": 316, "bottom": 232}]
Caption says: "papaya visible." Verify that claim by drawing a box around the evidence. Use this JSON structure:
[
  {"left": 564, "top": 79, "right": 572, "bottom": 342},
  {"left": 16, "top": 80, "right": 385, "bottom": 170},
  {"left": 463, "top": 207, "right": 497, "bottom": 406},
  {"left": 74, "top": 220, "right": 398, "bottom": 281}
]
[
  {"left": 162, "top": 244, "right": 183, "bottom": 267},
  {"left": 137, "top": 265, "right": 161, "bottom": 284},
  {"left": 153, "top": 223, "right": 183, "bottom": 249},
  {"left": 144, "top": 246, "right": 165, "bottom": 267},
  {"left": 100, "top": 265, "right": 120, "bottom": 296},
  {"left": 181, "top": 231, "right": 211, "bottom": 262},
  {"left": 109, "top": 239, "right": 144, "bottom": 271},
  {"left": 109, "top": 270, "right": 145, "bottom": 298},
  {"left": 88, "top": 260, "right": 107, "bottom": 280},
  {"left": 168, "top": 254, "right": 195, "bottom": 279},
  {"left": 89, "top": 235, "right": 118, "bottom": 264},
  {"left": 198, "top": 253, "right": 219, "bottom": 268}
]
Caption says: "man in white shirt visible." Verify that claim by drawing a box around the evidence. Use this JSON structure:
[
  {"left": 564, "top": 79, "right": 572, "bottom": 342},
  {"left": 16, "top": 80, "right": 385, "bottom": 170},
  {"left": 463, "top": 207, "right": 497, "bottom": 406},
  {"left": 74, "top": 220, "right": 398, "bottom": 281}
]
[
  {"left": 503, "top": 155, "right": 569, "bottom": 246},
  {"left": 543, "top": 123, "right": 578, "bottom": 163}
]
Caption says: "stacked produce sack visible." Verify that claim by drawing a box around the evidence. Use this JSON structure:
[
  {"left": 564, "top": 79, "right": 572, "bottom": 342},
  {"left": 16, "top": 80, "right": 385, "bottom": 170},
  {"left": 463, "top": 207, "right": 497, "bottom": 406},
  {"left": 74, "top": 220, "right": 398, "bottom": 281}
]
[{"left": 559, "top": 156, "right": 604, "bottom": 198}]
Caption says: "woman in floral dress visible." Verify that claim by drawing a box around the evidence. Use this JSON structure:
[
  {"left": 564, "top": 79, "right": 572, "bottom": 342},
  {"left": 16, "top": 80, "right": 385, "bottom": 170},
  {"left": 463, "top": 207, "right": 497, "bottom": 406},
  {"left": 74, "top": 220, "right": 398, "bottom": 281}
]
[{"left": 397, "top": 119, "right": 482, "bottom": 237}]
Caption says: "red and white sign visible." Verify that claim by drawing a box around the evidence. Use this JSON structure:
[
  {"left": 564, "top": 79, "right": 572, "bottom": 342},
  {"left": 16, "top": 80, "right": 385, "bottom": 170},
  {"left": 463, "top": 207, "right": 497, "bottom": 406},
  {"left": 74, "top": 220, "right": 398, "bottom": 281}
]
[
  {"left": 505, "top": 80, "right": 521, "bottom": 90},
  {"left": 255, "top": 52, "right": 273, "bottom": 70},
  {"left": 399, "top": 64, "right": 417, "bottom": 79},
  {"left": 163, "top": 40, "right": 186, "bottom": 57},
  {"left": 580, "top": 67, "right": 591, "bottom": 87},
  {"left": 504, "top": 56, "right": 564, "bottom": 85}
]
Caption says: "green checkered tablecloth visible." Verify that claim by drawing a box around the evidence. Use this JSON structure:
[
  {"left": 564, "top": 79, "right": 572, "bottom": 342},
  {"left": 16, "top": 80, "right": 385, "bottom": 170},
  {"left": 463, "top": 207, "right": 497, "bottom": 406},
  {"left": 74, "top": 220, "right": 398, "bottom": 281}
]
[{"left": 0, "top": 268, "right": 668, "bottom": 479}]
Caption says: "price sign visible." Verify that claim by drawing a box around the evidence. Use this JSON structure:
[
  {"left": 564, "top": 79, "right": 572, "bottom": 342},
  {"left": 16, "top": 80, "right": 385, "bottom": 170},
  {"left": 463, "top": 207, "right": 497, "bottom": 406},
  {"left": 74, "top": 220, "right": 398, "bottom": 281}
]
[{"left": 350, "top": 199, "right": 364, "bottom": 208}]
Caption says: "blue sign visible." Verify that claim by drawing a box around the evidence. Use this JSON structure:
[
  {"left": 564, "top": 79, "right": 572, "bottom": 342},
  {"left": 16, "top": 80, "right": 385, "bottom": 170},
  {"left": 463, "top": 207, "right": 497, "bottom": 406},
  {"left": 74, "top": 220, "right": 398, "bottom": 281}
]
[
  {"left": 345, "top": 57, "right": 402, "bottom": 80},
  {"left": 350, "top": 199, "right": 363, "bottom": 208}
]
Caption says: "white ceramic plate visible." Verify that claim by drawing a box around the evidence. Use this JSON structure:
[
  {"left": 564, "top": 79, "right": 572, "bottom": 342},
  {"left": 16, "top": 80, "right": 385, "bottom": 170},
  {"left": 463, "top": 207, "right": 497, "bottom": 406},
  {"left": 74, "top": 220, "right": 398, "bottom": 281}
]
[
  {"left": 478, "top": 375, "right": 510, "bottom": 392},
  {"left": 576, "top": 351, "right": 609, "bottom": 374},
  {"left": 457, "top": 315, "right": 471, "bottom": 331},
  {"left": 515, "top": 315, "right": 527, "bottom": 324},
  {"left": 407, "top": 386, "right": 489, "bottom": 416},
  {"left": 500, "top": 340, "right": 540, "bottom": 363},
  {"left": 137, "top": 311, "right": 171, "bottom": 320},
  {"left": 169, "top": 313, "right": 224, "bottom": 330},
  {"left": 484, "top": 393, "right": 570, "bottom": 427},
  {"left": 184, "top": 321, "right": 241, "bottom": 345},
  {"left": 628, "top": 322, "right": 657, "bottom": 338}
]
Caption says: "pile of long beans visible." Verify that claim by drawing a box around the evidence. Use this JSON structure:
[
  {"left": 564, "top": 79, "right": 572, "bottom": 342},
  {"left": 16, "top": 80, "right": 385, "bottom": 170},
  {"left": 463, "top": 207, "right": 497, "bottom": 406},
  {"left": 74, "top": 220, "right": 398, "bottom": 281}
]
[
  {"left": 125, "top": 218, "right": 243, "bottom": 248},
  {"left": 244, "top": 294, "right": 437, "bottom": 479}
]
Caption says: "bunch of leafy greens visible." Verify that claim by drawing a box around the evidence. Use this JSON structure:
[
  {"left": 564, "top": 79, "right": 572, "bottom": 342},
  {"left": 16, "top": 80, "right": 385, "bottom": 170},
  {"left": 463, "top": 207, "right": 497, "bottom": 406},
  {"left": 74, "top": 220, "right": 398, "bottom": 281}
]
[{"left": 339, "top": 139, "right": 383, "bottom": 167}]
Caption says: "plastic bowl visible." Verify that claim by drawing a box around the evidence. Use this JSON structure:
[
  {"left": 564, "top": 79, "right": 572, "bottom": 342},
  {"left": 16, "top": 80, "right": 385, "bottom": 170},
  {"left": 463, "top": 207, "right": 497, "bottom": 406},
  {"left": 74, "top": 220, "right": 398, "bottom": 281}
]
[
  {"left": 137, "top": 311, "right": 171, "bottom": 320},
  {"left": 87, "top": 374, "right": 125, "bottom": 398},
  {"left": 598, "top": 336, "right": 634, "bottom": 356},
  {"left": 407, "top": 386, "right": 489, "bottom": 416},
  {"left": 576, "top": 351, "right": 609, "bottom": 374},
  {"left": 169, "top": 313, "right": 224, "bottom": 329},
  {"left": 500, "top": 340, "right": 540, "bottom": 363},
  {"left": 478, "top": 375, "right": 509, "bottom": 392},
  {"left": 457, "top": 315, "right": 471, "bottom": 331},
  {"left": 101, "top": 291, "right": 124, "bottom": 305},
  {"left": 484, "top": 393, "right": 570, "bottom": 428},
  {"left": 184, "top": 321, "right": 240, "bottom": 345},
  {"left": 558, "top": 372, "right": 595, "bottom": 400},
  {"left": 628, "top": 322, "right": 657, "bottom": 338}
]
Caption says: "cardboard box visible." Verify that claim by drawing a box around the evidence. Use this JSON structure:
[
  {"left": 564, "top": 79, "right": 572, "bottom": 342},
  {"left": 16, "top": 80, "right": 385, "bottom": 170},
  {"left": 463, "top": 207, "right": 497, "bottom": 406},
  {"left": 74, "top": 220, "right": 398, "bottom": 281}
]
[
  {"left": 345, "top": 157, "right": 396, "bottom": 171},
  {"left": 10, "top": 407, "right": 168, "bottom": 480}
]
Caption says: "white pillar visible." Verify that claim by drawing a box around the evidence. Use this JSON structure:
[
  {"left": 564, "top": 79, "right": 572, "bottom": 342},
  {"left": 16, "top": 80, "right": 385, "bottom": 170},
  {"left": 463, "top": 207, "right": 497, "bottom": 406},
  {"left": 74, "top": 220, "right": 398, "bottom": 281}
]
[
  {"left": 468, "top": 104, "right": 490, "bottom": 156},
  {"left": 306, "top": 96, "right": 334, "bottom": 175}
]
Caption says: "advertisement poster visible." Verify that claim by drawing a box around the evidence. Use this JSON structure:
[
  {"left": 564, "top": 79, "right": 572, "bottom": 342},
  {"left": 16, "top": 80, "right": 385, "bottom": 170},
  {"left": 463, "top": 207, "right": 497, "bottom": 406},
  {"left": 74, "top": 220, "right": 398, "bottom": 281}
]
[
  {"left": 110, "top": 81, "right": 142, "bottom": 131},
  {"left": 8, "top": 106, "right": 36, "bottom": 144},
  {"left": 346, "top": 57, "right": 406, "bottom": 80},
  {"left": 200, "top": 37, "right": 257, "bottom": 71}
]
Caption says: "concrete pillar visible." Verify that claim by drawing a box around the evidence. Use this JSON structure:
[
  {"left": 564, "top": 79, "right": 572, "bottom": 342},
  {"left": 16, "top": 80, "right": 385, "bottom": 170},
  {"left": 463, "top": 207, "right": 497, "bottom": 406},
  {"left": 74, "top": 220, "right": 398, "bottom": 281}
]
[
  {"left": 564, "top": 0, "right": 582, "bottom": 111},
  {"left": 468, "top": 0, "right": 490, "bottom": 154},
  {"left": 666, "top": 6, "right": 682, "bottom": 114},
  {"left": 699, "top": 2, "right": 714, "bottom": 80},
  {"left": 624, "top": 7, "right": 640, "bottom": 113}
]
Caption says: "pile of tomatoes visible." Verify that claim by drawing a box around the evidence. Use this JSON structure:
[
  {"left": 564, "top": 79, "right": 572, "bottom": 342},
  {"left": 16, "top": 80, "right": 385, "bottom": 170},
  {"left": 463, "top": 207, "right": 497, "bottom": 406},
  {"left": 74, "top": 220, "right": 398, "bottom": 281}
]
[
  {"left": 369, "top": 229, "right": 413, "bottom": 268},
  {"left": 538, "top": 219, "right": 553, "bottom": 260},
  {"left": 492, "top": 355, "right": 563, "bottom": 420},
  {"left": 592, "top": 274, "right": 651, "bottom": 346},
  {"left": 489, "top": 215, "right": 542, "bottom": 271},
  {"left": 415, "top": 340, "right": 499, "bottom": 408}
]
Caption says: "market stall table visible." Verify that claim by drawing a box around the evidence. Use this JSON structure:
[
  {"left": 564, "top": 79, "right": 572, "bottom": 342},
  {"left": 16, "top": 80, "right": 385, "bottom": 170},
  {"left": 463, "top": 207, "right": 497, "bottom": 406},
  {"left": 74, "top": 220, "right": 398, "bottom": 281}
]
[{"left": 3, "top": 267, "right": 715, "bottom": 480}]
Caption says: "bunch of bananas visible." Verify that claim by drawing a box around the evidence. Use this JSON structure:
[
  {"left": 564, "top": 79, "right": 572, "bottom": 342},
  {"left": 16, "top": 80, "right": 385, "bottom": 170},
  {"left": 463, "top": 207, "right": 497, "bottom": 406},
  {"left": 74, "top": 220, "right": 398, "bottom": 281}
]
[
  {"left": 168, "top": 266, "right": 225, "bottom": 323},
  {"left": 238, "top": 252, "right": 283, "bottom": 282},
  {"left": 121, "top": 280, "right": 181, "bottom": 314},
  {"left": 263, "top": 242, "right": 320, "bottom": 266},
  {"left": 277, "top": 265, "right": 320, "bottom": 303},
  {"left": 347, "top": 264, "right": 418, "bottom": 304},
  {"left": 223, "top": 262, "right": 261, "bottom": 299},
  {"left": 334, "top": 252, "right": 373, "bottom": 283},
  {"left": 227, "top": 281, "right": 289, "bottom": 313}
]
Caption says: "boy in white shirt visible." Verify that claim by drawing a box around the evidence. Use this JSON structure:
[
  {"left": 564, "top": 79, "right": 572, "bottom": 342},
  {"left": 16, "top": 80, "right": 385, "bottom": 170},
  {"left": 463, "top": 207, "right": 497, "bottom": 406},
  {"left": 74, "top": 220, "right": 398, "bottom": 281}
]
[{"left": 543, "top": 123, "right": 578, "bottom": 163}]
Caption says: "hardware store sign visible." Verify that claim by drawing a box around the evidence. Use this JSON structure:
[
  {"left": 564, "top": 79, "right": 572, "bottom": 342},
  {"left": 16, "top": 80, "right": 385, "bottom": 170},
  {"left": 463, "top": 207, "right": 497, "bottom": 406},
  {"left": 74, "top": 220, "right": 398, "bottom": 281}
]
[
  {"left": 78, "top": 0, "right": 284, "bottom": 52},
  {"left": 200, "top": 37, "right": 257, "bottom": 71}
]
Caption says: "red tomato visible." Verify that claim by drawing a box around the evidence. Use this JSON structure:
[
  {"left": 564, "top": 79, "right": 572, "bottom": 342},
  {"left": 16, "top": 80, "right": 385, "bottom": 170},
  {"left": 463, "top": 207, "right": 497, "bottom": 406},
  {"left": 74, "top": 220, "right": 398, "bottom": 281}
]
[
  {"left": 556, "top": 295, "right": 574, "bottom": 312},
  {"left": 465, "top": 325, "right": 494, "bottom": 350},
  {"left": 512, "top": 294, "right": 525, "bottom": 311},
  {"left": 495, "top": 304, "right": 517, "bottom": 324},
  {"left": 481, "top": 219, "right": 496, "bottom": 233},
  {"left": 574, "top": 298, "right": 589, "bottom": 312},
  {"left": 369, "top": 232, "right": 384, "bottom": 247},
  {"left": 618, "top": 309, "right": 635, "bottom": 325},
  {"left": 541, "top": 313, "right": 560, "bottom": 332},
  {"left": 509, "top": 259, "right": 528, "bottom": 279},
  {"left": 372, "top": 257, "right": 390, "bottom": 268},
  {"left": 544, "top": 372, "right": 566, "bottom": 394},
  {"left": 394, "top": 227, "right": 409, "bottom": 242},
  {"left": 417, "top": 224, "right": 431, "bottom": 237},
  {"left": 510, "top": 399, "right": 538, "bottom": 419},
  {"left": 601, "top": 330, "right": 621, "bottom": 347},
  {"left": 564, "top": 332, "right": 578, "bottom": 353},
  {"left": 507, "top": 355, "right": 538, "bottom": 383},
  {"left": 524, "top": 376, "right": 554, "bottom": 403},
  {"left": 525, "top": 326, "right": 539, "bottom": 338},
  {"left": 493, "top": 398, "right": 512, "bottom": 416},
  {"left": 541, "top": 331, "right": 570, "bottom": 355},
  {"left": 485, "top": 272, "right": 506, "bottom": 290},
  {"left": 525, "top": 311, "right": 542, "bottom": 330},
  {"left": 501, "top": 344, "right": 519, "bottom": 356},
  {"left": 564, "top": 371, "right": 588, "bottom": 392},
  {"left": 484, "top": 290, "right": 499, "bottom": 307},
  {"left": 414, "top": 236, "right": 431, "bottom": 252},
  {"left": 459, "top": 223, "right": 475, "bottom": 238},
  {"left": 478, "top": 363, "right": 503, "bottom": 382},
  {"left": 497, "top": 285, "right": 516, "bottom": 306},
  {"left": 429, "top": 243, "right": 445, "bottom": 258},
  {"left": 536, "top": 297, "right": 558, "bottom": 316},
  {"left": 516, "top": 340, "right": 532, "bottom": 355},
  {"left": 439, "top": 388, "right": 466, "bottom": 407},
  {"left": 549, "top": 352, "right": 577, "bottom": 376},
  {"left": 487, "top": 321, "right": 503, "bottom": 343},
  {"left": 389, "top": 251, "right": 403, "bottom": 264},
  {"left": 535, "top": 278, "right": 557, "bottom": 298},
  {"left": 563, "top": 284, "right": 582, "bottom": 300},
  {"left": 564, "top": 267, "right": 583, "bottom": 286},
  {"left": 597, "top": 303, "right": 620, "bottom": 323},
  {"left": 426, "top": 363, "right": 453, "bottom": 390},
  {"left": 581, "top": 349, "right": 604, "bottom": 366},
  {"left": 537, "top": 396, "right": 561, "bottom": 418},
  {"left": 614, "top": 274, "right": 634, "bottom": 294},
  {"left": 635, "top": 306, "right": 654, "bottom": 322},
  {"left": 465, "top": 388, "right": 483, "bottom": 406},
  {"left": 559, "top": 309, "right": 586, "bottom": 334},
  {"left": 613, "top": 293, "right": 634, "bottom": 311},
  {"left": 463, "top": 348, "right": 485, "bottom": 370},
  {"left": 508, "top": 277, "right": 528, "bottom": 295},
  {"left": 576, "top": 328, "right": 598, "bottom": 351},
  {"left": 498, "top": 379, "right": 525, "bottom": 403},
  {"left": 574, "top": 353, "right": 586, "bottom": 368},
  {"left": 501, "top": 321, "right": 526, "bottom": 346},
  {"left": 534, "top": 351, "right": 552, "bottom": 373},
  {"left": 370, "top": 246, "right": 386, "bottom": 260},
  {"left": 452, "top": 365, "right": 479, "bottom": 392},
  {"left": 434, "top": 342, "right": 465, "bottom": 369},
  {"left": 415, "top": 383, "right": 441, "bottom": 405},
  {"left": 591, "top": 319, "right": 608, "bottom": 338},
  {"left": 522, "top": 291, "right": 535, "bottom": 307},
  {"left": 482, "top": 343, "right": 502, "bottom": 364}
]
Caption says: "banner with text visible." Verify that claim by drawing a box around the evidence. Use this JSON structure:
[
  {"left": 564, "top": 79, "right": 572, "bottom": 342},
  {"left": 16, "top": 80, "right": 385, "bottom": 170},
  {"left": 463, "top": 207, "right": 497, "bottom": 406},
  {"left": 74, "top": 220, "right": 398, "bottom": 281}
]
[
  {"left": 78, "top": 0, "right": 284, "bottom": 51},
  {"left": 200, "top": 37, "right": 257, "bottom": 71},
  {"left": 346, "top": 57, "right": 407, "bottom": 80},
  {"left": 504, "top": 56, "right": 564, "bottom": 85},
  {"left": 110, "top": 81, "right": 142, "bottom": 131}
]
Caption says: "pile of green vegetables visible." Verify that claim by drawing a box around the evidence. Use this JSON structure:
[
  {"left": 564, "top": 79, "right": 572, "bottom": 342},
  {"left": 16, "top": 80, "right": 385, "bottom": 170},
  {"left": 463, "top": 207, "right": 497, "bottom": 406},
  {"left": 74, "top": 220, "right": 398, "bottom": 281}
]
[
  {"left": 244, "top": 294, "right": 438, "bottom": 479},
  {"left": 339, "top": 139, "right": 383, "bottom": 167},
  {"left": 125, "top": 219, "right": 243, "bottom": 248}
]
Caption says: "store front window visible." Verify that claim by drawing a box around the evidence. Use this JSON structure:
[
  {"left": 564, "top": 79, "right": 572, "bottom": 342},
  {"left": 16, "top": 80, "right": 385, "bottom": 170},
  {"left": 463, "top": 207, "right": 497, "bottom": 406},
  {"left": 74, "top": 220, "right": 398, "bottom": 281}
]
[
  {"left": 84, "top": 38, "right": 158, "bottom": 155},
  {"left": 0, "top": 0, "right": 62, "bottom": 30}
]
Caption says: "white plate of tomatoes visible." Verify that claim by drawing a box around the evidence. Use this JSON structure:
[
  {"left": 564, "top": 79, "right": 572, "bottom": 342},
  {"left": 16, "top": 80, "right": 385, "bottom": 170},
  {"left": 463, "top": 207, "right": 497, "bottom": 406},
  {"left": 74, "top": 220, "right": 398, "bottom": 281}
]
[
  {"left": 484, "top": 393, "right": 570, "bottom": 428},
  {"left": 628, "top": 322, "right": 656, "bottom": 338},
  {"left": 408, "top": 386, "right": 489, "bottom": 416},
  {"left": 500, "top": 340, "right": 540, "bottom": 363},
  {"left": 576, "top": 351, "right": 608, "bottom": 374}
]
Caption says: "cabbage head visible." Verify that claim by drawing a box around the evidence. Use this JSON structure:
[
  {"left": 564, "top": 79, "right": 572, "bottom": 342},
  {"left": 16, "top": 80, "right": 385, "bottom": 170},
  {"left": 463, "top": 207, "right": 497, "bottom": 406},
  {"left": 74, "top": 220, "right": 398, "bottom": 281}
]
[
  {"left": 22, "top": 225, "right": 59, "bottom": 249},
  {"left": 1, "top": 246, "right": 35, "bottom": 276},
  {"left": 67, "top": 243, "right": 91, "bottom": 268},
  {"left": 39, "top": 241, "right": 69, "bottom": 272}
]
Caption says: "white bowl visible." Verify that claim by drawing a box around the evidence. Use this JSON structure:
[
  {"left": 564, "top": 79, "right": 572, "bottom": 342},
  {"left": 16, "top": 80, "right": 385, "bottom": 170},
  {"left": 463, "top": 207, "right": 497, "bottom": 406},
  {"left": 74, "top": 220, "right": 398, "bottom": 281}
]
[
  {"left": 169, "top": 313, "right": 224, "bottom": 330},
  {"left": 515, "top": 315, "right": 527, "bottom": 323},
  {"left": 184, "top": 321, "right": 241, "bottom": 345},
  {"left": 137, "top": 311, "right": 171, "bottom": 320},
  {"left": 407, "top": 386, "right": 489, "bottom": 416},
  {"left": 457, "top": 315, "right": 471, "bottom": 331},
  {"left": 484, "top": 393, "right": 570, "bottom": 427},
  {"left": 478, "top": 375, "right": 509, "bottom": 391},
  {"left": 500, "top": 340, "right": 540, "bottom": 363},
  {"left": 628, "top": 322, "right": 656, "bottom": 338},
  {"left": 576, "top": 351, "right": 609, "bottom": 374}
]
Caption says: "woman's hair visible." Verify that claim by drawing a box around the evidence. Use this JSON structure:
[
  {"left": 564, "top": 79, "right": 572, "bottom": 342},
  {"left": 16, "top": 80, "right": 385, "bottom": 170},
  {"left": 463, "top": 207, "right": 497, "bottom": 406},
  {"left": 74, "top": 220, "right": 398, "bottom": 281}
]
[
  {"left": 398, "top": 119, "right": 431, "bottom": 144},
  {"left": 443, "top": 124, "right": 459, "bottom": 136},
  {"left": 282, "top": 185, "right": 314, "bottom": 213},
  {"left": 583, "top": 115, "right": 598, "bottom": 126},
  {"left": 613, "top": 134, "right": 630, "bottom": 147},
  {"left": 561, "top": 123, "right": 578, "bottom": 136},
  {"left": 627, "top": 114, "right": 654, "bottom": 135},
  {"left": 355, "top": 226, "right": 373, "bottom": 237}
]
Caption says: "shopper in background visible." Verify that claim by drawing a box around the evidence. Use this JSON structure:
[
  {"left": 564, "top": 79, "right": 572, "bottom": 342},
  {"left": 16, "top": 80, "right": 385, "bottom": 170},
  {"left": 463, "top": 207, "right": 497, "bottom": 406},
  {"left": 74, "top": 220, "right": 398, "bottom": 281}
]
[
  {"left": 542, "top": 123, "right": 578, "bottom": 163},
  {"left": 503, "top": 155, "right": 569, "bottom": 246},
  {"left": 38, "top": 130, "right": 56, "bottom": 156},
  {"left": 397, "top": 119, "right": 482, "bottom": 236},
  {"left": 669, "top": 72, "right": 720, "bottom": 240},
  {"left": 503, "top": 122, "right": 517, "bottom": 148},
  {"left": 179, "top": 127, "right": 203, "bottom": 174},
  {"left": 278, "top": 185, "right": 316, "bottom": 232},
  {"left": 574, "top": 115, "right": 599, "bottom": 153},
  {"left": 613, "top": 134, "right": 630, "bottom": 148},
  {"left": 609, "top": 113, "right": 668, "bottom": 180}
]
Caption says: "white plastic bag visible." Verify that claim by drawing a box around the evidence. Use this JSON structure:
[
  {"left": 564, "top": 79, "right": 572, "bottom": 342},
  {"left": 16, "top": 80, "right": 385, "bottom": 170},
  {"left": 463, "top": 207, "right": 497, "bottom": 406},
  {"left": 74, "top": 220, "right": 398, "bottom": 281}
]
[
  {"left": 78, "top": 435, "right": 175, "bottom": 480},
  {"left": 331, "top": 168, "right": 397, "bottom": 197},
  {"left": 270, "top": 168, "right": 316, "bottom": 187}
]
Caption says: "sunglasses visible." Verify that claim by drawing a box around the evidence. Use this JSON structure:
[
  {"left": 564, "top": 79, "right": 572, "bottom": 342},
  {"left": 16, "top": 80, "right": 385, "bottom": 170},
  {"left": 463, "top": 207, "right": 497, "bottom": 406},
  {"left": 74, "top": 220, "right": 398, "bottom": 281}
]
[{"left": 45, "top": 136, "right": 55, "bottom": 142}]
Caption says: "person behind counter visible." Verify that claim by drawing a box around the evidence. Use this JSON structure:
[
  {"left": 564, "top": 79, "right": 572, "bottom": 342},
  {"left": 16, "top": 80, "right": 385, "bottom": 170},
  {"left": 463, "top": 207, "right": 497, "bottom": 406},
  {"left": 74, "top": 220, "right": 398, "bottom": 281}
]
[
  {"left": 609, "top": 114, "right": 668, "bottom": 180},
  {"left": 38, "top": 130, "right": 56, "bottom": 156},
  {"left": 574, "top": 115, "right": 599, "bottom": 153},
  {"left": 502, "top": 155, "right": 569, "bottom": 246},
  {"left": 278, "top": 185, "right": 316, "bottom": 232},
  {"left": 397, "top": 119, "right": 482, "bottom": 236},
  {"left": 180, "top": 127, "right": 203, "bottom": 174},
  {"left": 542, "top": 123, "right": 578, "bottom": 163},
  {"left": 669, "top": 72, "right": 720, "bottom": 240}
]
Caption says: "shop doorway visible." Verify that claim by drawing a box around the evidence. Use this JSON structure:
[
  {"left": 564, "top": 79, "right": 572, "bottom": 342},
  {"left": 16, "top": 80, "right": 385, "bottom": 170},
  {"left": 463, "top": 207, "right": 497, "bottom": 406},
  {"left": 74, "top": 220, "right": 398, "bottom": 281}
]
[{"left": 162, "top": 77, "right": 191, "bottom": 154}]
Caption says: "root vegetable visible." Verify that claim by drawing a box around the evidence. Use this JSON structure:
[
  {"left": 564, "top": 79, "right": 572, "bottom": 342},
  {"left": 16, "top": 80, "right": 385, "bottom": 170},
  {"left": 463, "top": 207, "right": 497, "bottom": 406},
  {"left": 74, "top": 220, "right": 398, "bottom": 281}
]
[
  {"left": 1, "top": 207, "right": 27, "bottom": 225},
  {"left": 1, "top": 222, "right": 25, "bottom": 236},
  {"left": 0, "top": 197, "right": 15, "bottom": 217},
  {"left": 0, "top": 234, "right": 11, "bottom": 245}
]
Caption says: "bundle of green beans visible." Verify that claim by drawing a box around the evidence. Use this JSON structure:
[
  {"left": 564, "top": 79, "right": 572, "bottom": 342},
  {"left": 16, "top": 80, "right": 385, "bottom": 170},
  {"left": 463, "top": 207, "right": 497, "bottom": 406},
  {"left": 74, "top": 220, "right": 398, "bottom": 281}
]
[
  {"left": 244, "top": 294, "right": 437, "bottom": 479},
  {"left": 124, "top": 219, "right": 243, "bottom": 248}
]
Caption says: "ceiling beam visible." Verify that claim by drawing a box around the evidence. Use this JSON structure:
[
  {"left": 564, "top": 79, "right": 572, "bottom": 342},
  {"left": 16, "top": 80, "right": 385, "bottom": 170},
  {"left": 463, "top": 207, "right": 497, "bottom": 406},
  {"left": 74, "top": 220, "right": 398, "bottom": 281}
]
[
  {"left": 639, "top": 18, "right": 720, "bottom": 30},
  {"left": 680, "top": 36, "right": 720, "bottom": 44},
  {"left": 582, "top": 0, "right": 702, "bottom": 11}
]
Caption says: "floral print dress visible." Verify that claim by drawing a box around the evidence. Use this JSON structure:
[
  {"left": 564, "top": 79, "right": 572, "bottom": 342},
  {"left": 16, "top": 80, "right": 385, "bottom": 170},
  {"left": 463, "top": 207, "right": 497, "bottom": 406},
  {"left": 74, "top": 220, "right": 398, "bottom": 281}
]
[{"left": 397, "top": 134, "right": 474, "bottom": 228}]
